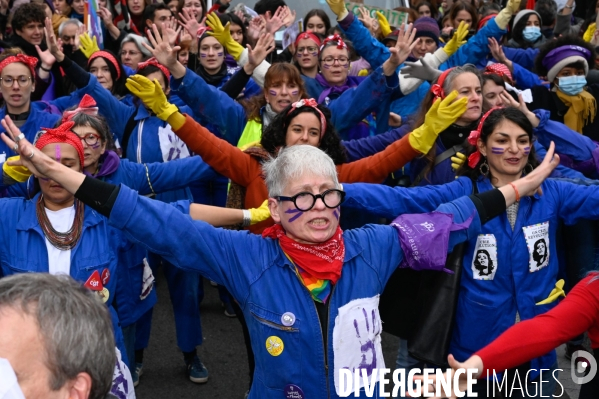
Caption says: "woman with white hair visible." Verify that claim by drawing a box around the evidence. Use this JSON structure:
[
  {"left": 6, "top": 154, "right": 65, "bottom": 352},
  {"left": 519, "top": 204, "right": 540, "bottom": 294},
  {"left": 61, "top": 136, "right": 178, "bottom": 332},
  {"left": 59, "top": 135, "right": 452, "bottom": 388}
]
[
  {"left": 120, "top": 33, "right": 151, "bottom": 70},
  {"left": 2, "top": 116, "right": 560, "bottom": 398}
]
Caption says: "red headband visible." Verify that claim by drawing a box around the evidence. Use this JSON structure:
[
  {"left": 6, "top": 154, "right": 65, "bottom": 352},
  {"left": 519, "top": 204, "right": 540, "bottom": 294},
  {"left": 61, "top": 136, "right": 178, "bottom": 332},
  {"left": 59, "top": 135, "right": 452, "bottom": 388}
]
[
  {"left": 295, "top": 32, "right": 321, "bottom": 48},
  {"left": 35, "top": 121, "right": 85, "bottom": 168},
  {"left": 287, "top": 98, "right": 327, "bottom": 138},
  {"left": 137, "top": 57, "right": 170, "bottom": 81},
  {"left": 0, "top": 54, "right": 37, "bottom": 79},
  {"left": 467, "top": 107, "right": 503, "bottom": 168},
  {"left": 320, "top": 34, "right": 347, "bottom": 51},
  {"left": 88, "top": 51, "right": 121, "bottom": 80},
  {"left": 484, "top": 63, "right": 513, "bottom": 82},
  {"left": 62, "top": 94, "right": 99, "bottom": 123},
  {"left": 477, "top": 13, "right": 497, "bottom": 31},
  {"left": 430, "top": 67, "right": 454, "bottom": 99},
  {"left": 197, "top": 26, "right": 213, "bottom": 38}
]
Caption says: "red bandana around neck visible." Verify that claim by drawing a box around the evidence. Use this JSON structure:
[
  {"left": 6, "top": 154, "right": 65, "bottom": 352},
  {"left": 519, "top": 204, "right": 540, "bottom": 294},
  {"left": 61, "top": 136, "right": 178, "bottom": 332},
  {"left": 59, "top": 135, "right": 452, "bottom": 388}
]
[{"left": 262, "top": 223, "right": 345, "bottom": 284}]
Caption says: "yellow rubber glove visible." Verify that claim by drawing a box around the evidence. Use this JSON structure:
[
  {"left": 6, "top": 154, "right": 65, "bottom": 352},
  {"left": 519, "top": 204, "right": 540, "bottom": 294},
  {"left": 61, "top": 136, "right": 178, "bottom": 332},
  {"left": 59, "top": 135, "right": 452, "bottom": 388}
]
[
  {"left": 326, "top": 0, "right": 349, "bottom": 21},
  {"left": 536, "top": 279, "right": 566, "bottom": 305},
  {"left": 451, "top": 152, "right": 467, "bottom": 171},
  {"left": 206, "top": 12, "right": 244, "bottom": 60},
  {"left": 2, "top": 156, "right": 31, "bottom": 182},
  {"left": 125, "top": 75, "right": 179, "bottom": 122},
  {"left": 376, "top": 11, "right": 392, "bottom": 37},
  {"left": 583, "top": 23, "right": 597, "bottom": 42},
  {"left": 79, "top": 33, "right": 100, "bottom": 59},
  {"left": 442, "top": 21, "right": 468, "bottom": 57},
  {"left": 495, "top": 0, "right": 521, "bottom": 30},
  {"left": 408, "top": 90, "right": 468, "bottom": 154},
  {"left": 249, "top": 200, "right": 271, "bottom": 225}
]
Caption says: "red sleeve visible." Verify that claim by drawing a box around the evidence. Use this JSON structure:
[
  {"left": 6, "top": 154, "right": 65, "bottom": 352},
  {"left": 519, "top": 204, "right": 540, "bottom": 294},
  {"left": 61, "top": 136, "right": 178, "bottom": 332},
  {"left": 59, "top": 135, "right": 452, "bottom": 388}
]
[
  {"left": 337, "top": 134, "right": 419, "bottom": 183},
  {"left": 476, "top": 275, "right": 599, "bottom": 376},
  {"left": 174, "top": 115, "right": 261, "bottom": 187}
]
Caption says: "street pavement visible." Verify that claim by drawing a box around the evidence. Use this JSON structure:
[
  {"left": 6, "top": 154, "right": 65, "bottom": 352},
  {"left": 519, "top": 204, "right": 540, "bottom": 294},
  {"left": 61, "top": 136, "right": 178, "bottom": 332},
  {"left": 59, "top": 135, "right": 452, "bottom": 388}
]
[{"left": 134, "top": 270, "right": 580, "bottom": 398}]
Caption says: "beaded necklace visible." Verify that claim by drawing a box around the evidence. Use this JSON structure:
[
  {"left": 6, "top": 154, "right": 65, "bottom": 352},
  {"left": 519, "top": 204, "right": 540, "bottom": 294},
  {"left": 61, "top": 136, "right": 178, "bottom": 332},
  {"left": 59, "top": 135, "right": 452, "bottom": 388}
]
[{"left": 36, "top": 195, "right": 85, "bottom": 250}]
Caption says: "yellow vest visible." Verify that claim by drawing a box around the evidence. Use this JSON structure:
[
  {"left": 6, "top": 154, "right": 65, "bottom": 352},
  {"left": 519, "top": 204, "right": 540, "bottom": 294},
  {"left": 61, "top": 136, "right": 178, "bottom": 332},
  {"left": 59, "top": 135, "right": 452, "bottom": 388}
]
[{"left": 237, "top": 119, "right": 263, "bottom": 150}]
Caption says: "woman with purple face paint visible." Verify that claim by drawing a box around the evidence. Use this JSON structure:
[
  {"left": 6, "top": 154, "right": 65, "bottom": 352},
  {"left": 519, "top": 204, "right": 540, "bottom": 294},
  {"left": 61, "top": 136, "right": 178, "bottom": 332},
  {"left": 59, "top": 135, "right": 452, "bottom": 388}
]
[
  {"left": 292, "top": 31, "right": 322, "bottom": 79},
  {"left": 343, "top": 105, "right": 599, "bottom": 396}
]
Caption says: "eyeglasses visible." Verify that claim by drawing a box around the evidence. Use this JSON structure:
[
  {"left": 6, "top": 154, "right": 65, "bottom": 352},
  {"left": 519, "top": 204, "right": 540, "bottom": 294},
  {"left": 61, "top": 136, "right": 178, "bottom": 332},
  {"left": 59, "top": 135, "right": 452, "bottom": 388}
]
[
  {"left": 0, "top": 76, "right": 32, "bottom": 88},
  {"left": 321, "top": 56, "right": 349, "bottom": 67},
  {"left": 276, "top": 189, "right": 345, "bottom": 212},
  {"left": 297, "top": 46, "right": 318, "bottom": 54},
  {"left": 120, "top": 50, "right": 141, "bottom": 57},
  {"left": 77, "top": 133, "right": 101, "bottom": 146}
]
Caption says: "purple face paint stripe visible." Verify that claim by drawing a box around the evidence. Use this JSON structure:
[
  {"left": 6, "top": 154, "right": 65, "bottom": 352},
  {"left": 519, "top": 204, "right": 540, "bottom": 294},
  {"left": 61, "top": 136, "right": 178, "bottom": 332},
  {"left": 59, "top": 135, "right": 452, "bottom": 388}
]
[
  {"left": 333, "top": 209, "right": 339, "bottom": 220},
  {"left": 288, "top": 212, "right": 303, "bottom": 222},
  {"left": 90, "top": 142, "right": 101, "bottom": 149},
  {"left": 323, "top": 64, "right": 330, "bottom": 69},
  {"left": 311, "top": 52, "right": 318, "bottom": 57},
  {"left": 291, "top": 91, "right": 298, "bottom": 96},
  {"left": 55, "top": 145, "right": 61, "bottom": 161},
  {"left": 491, "top": 147, "right": 504, "bottom": 154},
  {"left": 217, "top": 52, "right": 224, "bottom": 56},
  {"left": 523, "top": 146, "right": 531, "bottom": 154},
  {"left": 268, "top": 90, "right": 277, "bottom": 96},
  {"left": 199, "top": 53, "right": 207, "bottom": 57},
  {"left": 285, "top": 208, "right": 301, "bottom": 214}
]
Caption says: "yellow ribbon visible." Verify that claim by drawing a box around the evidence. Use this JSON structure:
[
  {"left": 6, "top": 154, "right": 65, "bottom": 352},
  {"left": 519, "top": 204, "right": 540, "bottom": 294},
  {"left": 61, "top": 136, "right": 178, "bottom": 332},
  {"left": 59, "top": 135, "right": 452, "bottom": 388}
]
[{"left": 536, "top": 279, "right": 566, "bottom": 305}]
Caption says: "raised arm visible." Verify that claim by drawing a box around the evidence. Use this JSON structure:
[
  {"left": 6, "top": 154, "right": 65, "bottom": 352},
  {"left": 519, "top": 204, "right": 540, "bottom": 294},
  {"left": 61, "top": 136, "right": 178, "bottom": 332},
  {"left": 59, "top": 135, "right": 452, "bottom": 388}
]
[{"left": 125, "top": 75, "right": 260, "bottom": 187}]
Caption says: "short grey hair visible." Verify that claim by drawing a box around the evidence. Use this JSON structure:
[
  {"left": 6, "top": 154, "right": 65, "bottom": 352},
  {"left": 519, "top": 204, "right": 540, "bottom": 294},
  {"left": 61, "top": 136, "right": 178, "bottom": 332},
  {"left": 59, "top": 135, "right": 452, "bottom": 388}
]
[
  {"left": 262, "top": 145, "right": 340, "bottom": 197},
  {"left": 120, "top": 34, "right": 152, "bottom": 58},
  {"left": 0, "top": 273, "right": 115, "bottom": 399},
  {"left": 58, "top": 19, "right": 83, "bottom": 36}
]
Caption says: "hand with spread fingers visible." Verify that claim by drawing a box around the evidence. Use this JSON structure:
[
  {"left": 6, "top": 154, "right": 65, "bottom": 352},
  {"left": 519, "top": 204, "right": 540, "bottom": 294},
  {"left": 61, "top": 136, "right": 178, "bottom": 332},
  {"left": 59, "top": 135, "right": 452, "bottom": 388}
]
[
  {"left": 79, "top": 33, "right": 100, "bottom": 59},
  {"left": 401, "top": 57, "right": 443, "bottom": 82},
  {"left": 384, "top": 23, "right": 419, "bottom": 75},
  {"left": 206, "top": 12, "right": 244, "bottom": 60},
  {"left": 142, "top": 23, "right": 186, "bottom": 79},
  {"left": 408, "top": 90, "right": 469, "bottom": 154},
  {"left": 442, "top": 21, "right": 468, "bottom": 57},
  {"left": 125, "top": 75, "right": 179, "bottom": 122}
]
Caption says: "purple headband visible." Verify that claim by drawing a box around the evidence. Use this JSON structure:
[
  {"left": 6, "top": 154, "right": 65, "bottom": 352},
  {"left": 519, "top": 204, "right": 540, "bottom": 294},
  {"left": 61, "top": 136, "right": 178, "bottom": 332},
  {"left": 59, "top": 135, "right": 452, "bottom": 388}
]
[{"left": 542, "top": 45, "right": 592, "bottom": 70}]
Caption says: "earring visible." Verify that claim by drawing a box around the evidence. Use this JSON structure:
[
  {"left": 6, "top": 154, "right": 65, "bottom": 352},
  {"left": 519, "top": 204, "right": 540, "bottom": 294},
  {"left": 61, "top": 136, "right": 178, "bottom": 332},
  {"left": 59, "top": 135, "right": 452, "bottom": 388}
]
[
  {"left": 479, "top": 158, "right": 490, "bottom": 176},
  {"left": 524, "top": 163, "right": 534, "bottom": 174}
]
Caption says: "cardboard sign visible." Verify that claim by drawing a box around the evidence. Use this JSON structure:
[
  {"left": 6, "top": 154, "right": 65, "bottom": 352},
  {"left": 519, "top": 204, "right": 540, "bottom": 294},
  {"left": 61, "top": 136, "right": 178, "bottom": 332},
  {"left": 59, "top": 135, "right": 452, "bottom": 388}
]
[{"left": 345, "top": 2, "right": 408, "bottom": 28}]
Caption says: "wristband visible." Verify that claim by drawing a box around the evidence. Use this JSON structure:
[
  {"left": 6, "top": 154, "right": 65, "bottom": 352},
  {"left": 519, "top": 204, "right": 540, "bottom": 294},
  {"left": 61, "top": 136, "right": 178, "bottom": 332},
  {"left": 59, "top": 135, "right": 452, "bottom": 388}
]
[
  {"left": 509, "top": 182, "right": 520, "bottom": 202},
  {"left": 242, "top": 209, "right": 251, "bottom": 227},
  {"left": 40, "top": 65, "right": 51, "bottom": 72}
]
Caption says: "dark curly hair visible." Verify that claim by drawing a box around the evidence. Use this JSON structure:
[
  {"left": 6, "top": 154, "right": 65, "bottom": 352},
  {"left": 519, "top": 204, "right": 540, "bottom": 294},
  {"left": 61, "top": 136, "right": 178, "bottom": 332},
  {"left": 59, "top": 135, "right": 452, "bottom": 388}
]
[
  {"left": 457, "top": 107, "right": 539, "bottom": 182},
  {"left": 12, "top": 3, "right": 46, "bottom": 33},
  {"left": 534, "top": 35, "right": 596, "bottom": 80},
  {"left": 260, "top": 104, "right": 347, "bottom": 165}
]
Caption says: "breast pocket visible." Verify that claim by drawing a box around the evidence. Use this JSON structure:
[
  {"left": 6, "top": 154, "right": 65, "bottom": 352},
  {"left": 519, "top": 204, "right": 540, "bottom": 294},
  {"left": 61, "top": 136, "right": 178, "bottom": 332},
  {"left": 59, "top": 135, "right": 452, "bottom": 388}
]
[
  {"left": 248, "top": 303, "right": 302, "bottom": 390},
  {"left": 74, "top": 253, "right": 114, "bottom": 303}
]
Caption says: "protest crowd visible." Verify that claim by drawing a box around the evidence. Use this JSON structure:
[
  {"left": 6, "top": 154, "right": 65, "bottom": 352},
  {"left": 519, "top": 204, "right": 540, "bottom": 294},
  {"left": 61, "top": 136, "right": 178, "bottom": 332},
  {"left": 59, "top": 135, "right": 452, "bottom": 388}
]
[{"left": 4, "top": 0, "right": 599, "bottom": 397}]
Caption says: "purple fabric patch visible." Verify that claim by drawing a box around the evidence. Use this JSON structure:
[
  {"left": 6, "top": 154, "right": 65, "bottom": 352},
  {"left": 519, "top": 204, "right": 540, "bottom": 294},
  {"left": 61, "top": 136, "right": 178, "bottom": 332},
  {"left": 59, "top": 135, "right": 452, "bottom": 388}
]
[{"left": 391, "top": 211, "right": 473, "bottom": 273}]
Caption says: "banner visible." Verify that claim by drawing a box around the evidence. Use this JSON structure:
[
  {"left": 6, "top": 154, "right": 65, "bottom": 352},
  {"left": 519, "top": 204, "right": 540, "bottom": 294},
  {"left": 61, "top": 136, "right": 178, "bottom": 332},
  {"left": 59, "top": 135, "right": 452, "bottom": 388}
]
[
  {"left": 86, "top": 0, "right": 104, "bottom": 49},
  {"left": 345, "top": 2, "right": 408, "bottom": 28}
]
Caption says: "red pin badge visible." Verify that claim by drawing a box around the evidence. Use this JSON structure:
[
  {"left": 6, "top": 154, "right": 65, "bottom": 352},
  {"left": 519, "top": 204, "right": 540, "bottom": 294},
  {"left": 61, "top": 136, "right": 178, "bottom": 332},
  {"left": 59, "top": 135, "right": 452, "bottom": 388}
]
[
  {"left": 101, "top": 268, "right": 111, "bottom": 285},
  {"left": 84, "top": 270, "right": 103, "bottom": 291}
]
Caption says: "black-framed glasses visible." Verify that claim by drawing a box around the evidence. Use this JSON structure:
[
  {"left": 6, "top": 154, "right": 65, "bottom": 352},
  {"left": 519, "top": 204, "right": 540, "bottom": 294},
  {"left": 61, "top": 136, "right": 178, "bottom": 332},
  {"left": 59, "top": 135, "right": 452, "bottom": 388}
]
[
  {"left": 276, "top": 189, "right": 345, "bottom": 212},
  {"left": 321, "top": 56, "right": 349, "bottom": 67},
  {"left": 77, "top": 133, "right": 101, "bottom": 146},
  {"left": 0, "top": 76, "right": 32, "bottom": 88}
]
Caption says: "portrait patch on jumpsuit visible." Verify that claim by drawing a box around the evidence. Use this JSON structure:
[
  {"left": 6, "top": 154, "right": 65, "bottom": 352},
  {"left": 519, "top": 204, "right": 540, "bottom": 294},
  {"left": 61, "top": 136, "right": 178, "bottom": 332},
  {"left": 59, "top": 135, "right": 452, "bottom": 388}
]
[
  {"left": 471, "top": 234, "right": 498, "bottom": 280},
  {"left": 332, "top": 295, "right": 384, "bottom": 395},
  {"left": 522, "top": 222, "right": 550, "bottom": 272}
]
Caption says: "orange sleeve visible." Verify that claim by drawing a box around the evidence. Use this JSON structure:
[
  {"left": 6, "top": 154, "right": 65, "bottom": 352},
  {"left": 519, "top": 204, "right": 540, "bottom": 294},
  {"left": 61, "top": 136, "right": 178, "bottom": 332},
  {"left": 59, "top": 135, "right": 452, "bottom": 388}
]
[
  {"left": 174, "top": 114, "right": 261, "bottom": 187},
  {"left": 337, "top": 133, "right": 419, "bottom": 183}
]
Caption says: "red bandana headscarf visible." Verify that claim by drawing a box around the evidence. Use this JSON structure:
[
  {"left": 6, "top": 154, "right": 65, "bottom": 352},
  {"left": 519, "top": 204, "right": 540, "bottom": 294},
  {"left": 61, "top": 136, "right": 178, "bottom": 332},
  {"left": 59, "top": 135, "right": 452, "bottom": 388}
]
[
  {"left": 295, "top": 32, "right": 322, "bottom": 48},
  {"left": 62, "top": 94, "right": 99, "bottom": 122},
  {"left": 467, "top": 107, "right": 503, "bottom": 168},
  {"left": 320, "top": 34, "right": 347, "bottom": 51},
  {"left": 88, "top": 51, "right": 121, "bottom": 80},
  {"left": 0, "top": 54, "right": 38, "bottom": 79},
  {"left": 484, "top": 63, "right": 513, "bottom": 82},
  {"left": 36, "top": 121, "right": 85, "bottom": 168},
  {"left": 262, "top": 224, "right": 345, "bottom": 284},
  {"left": 137, "top": 57, "right": 171, "bottom": 80}
]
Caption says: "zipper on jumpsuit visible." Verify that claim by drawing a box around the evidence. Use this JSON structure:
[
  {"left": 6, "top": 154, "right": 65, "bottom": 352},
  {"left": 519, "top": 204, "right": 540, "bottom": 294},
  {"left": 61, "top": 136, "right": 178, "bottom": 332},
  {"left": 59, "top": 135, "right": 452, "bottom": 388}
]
[{"left": 293, "top": 270, "right": 336, "bottom": 398}]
